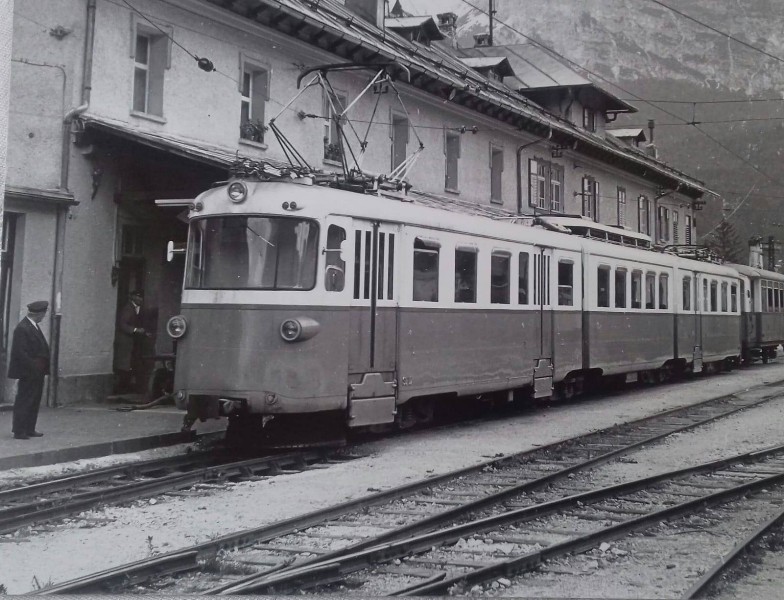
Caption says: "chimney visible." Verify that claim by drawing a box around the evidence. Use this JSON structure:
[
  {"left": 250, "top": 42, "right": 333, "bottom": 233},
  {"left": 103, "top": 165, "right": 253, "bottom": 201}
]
[
  {"left": 345, "top": 0, "right": 384, "bottom": 28},
  {"left": 437, "top": 12, "right": 458, "bottom": 48},
  {"left": 473, "top": 32, "right": 491, "bottom": 47},
  {"left": 645, "top": 119, "right": 658, "bottom": 158}
]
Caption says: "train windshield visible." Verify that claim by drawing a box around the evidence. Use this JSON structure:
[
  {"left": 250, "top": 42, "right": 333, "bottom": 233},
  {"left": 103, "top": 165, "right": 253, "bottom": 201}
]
[{"left": 186, "top": 216, "right": 318, "bottom": 290}]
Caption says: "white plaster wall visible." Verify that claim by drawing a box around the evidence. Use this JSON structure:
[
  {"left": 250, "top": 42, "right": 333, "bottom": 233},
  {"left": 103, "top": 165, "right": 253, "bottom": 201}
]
[{"left": 0, "top": 0, "right": 12, "bottom": 206}]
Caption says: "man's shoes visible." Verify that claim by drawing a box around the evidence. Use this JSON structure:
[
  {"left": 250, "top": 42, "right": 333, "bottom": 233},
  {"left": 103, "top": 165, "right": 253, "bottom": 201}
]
[
  {"left": 13, "top": 433, "right": 29, "bottom": 440},
  {"left": 27, "top": 431, "right": 44, "bottom": 437}
]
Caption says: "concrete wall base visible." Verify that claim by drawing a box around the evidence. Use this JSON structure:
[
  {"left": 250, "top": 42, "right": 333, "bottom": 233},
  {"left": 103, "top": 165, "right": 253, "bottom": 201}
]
[{"left": 55, "top": 373, "right": 114, "bottom": 405}]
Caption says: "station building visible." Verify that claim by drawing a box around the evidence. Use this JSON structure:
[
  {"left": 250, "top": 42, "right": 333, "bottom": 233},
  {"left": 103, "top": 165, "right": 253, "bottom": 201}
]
[{"left": 5, "top": 0, "right": 714, "bottom": 406}]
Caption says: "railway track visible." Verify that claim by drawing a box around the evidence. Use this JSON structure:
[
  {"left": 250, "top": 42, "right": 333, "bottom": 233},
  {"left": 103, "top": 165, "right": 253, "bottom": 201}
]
[
  {"left": 246, "top": 443, "right": 784, "bottom": 596},
  {"left": 36, "top": 380, "right": 784, "bottom": 595},
  {"left": 0, "top": 449, "right": 346, "bottom": 535}
]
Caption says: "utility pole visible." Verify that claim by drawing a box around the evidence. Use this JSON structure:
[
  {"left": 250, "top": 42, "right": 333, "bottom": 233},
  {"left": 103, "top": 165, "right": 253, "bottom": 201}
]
[{"left": 488, "top": 0, "right": 495, "bottom": 46}]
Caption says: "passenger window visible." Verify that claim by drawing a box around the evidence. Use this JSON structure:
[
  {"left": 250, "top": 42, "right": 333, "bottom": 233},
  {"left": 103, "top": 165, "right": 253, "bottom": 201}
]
[
  {"left": 731, "top": 284, "right": 738, "bottom": 312},
  {"left": 703, "top": 280, "right": 709, "bottom": 312},
  {"left": 615, "top": 268, "right": 627, "bottom": 308},
  {"left": 682, "top": 276, "right": 691, "bottom": 311},
  {"left": 766, "top": 285, "right": 773, "bottom": 312},
  {"left": 518, "top": 252, "right": 529, "bottom": 305},
  {"left": 491, "top": 251, "right": 511, "bottom": 304},
  {"left": 597, "top": 266, "right": 610, "bottom": 308},
  {"left": 455, "top": 248, "right": 477, "bottom": 303},
  {"left": 354, "top": 230, "right": 372, "bottom": 300},
  {"left": 710, "top": 280, "right": 718, "bottom": 312},
  {"left": 721, "top": 282, "right": 728, "bottom": 312},
  {"left": 659, "top": 274, "right": 668, "bottom": 309},
  {"left": 412, "top": 238, "right": 439, "bottom": 302},
  {"left": 631, "top": 271, "right": 642, "bottom": 309},
  {"left": 558, "top": 260, "right": 574, "bottom": 306},
  {"left": 324, "top": 225, "right": 346, "bottom": 292},
  {"left": 645, "top": 272, "right": 656, "bottom": 309}
]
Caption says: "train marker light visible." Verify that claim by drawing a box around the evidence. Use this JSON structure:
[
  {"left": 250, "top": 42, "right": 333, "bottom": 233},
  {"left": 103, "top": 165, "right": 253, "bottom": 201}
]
[
  {"left": 167, "top": 315, "right": 188, "bottom": 339},
  {"left": 227, "top": 181, "right": 248, "bottom": 203},
  {"left": 280, "top": 317, "right": 320, "bottom": 342}
]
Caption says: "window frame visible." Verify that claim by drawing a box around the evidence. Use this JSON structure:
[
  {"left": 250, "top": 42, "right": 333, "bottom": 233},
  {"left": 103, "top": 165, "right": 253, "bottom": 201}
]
[
  {"left": 617, "top": 186, "right": 626, "bottom": 227},
  {"left": 490, "top": 143, "right": 504, "bottom": 204},
  {"left": 444, "top": 128, "right": 461, "bottom": 192},
  {"left": 528, "top": 157, "right": 564, "bottom": 212},
  {"left": 129, "top": 17, "right": 172, "bottom": 119}
]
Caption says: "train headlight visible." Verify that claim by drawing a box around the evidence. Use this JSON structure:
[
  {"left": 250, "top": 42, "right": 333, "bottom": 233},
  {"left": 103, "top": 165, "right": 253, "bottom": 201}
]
[
  {"left": 167, "top": 315, "right": 188, "bottom": 339},
  {"left": 280, "top": 317, "right": 320, "bottom": 342},
  {"left": 227, "top": 181, "right": 247, "bottom": 203}
]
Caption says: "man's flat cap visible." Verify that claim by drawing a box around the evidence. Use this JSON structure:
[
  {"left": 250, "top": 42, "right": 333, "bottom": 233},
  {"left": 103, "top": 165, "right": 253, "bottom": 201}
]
[{"left": 27, "top": 300, "right": 49, "bottom": 313}]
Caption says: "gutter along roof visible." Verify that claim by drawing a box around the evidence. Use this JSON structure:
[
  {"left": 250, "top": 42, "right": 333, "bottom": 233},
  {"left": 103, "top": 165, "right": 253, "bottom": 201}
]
[{"left": 207, "top": 0, "right": 711, "bottom": 198}]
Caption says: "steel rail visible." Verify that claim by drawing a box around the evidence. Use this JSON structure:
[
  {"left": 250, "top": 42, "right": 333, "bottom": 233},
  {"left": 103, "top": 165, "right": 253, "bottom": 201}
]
[
  {"left": 35, "top": 382, "right": 784, "bottom": 595},
  {"left": 242, "top": 445, "right": 784, "bottom": 596},
  {"left": 0, "top": 451, "right": 328, "bottom": 535},
  {"left": 0, "top": 451, "right": 215, "bottom": 498},
  {"left": 682, "top": 501, "right": 784, "bottom": 598}
]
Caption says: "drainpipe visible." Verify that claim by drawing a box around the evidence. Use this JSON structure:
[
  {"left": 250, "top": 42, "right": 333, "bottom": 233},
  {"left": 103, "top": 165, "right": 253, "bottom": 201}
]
[
  {"left": 516, "top": 128, "right": 553, "bottom": 214},
  {"left": 50, "top": 0, "right": 95, "bottom": 407}
]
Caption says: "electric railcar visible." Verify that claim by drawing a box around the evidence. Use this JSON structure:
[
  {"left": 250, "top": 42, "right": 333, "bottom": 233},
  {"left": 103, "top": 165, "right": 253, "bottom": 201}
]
[{"left": 166, "top": 168, "right": 758, "bottom": 446}]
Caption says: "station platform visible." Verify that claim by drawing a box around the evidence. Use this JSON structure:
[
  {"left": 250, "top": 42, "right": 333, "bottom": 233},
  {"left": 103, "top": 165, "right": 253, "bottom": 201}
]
[{"left": 0, "top": 400, "right": 226, "bottom": 471}]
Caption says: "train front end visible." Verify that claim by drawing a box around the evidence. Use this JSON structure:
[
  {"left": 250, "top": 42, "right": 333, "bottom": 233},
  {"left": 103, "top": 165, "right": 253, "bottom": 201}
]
[{"left": 169, "top": 179, "right": 350, "bottom": 447}]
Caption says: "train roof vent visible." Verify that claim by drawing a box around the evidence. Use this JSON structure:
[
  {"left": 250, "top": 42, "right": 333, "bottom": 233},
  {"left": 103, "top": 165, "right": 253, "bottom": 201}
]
[
  {"left": 536, "top": 216, "right": 652, "bottom": 249},
  {"left": 662, "top": 244, "right": 722, "bottom": 263}
]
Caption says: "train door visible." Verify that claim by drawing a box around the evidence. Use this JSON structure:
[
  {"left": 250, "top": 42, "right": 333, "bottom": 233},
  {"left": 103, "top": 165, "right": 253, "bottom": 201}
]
[
  {"left": 692, "top": 272, "right": 705, "bottom": 371},
  {"left": 532, "top": 247, "right": 554, "bottom": 398},
  {"left": 347, "top": 220, "right": 399, "bottom": 427},
  {"left": 677, "top": 270, "right": 701, "bottom": 370}
]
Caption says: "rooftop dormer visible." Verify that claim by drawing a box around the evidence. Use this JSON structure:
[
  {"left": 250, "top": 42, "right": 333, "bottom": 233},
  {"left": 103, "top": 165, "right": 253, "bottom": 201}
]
[
  {"left": 385, "top": 15, "right": 445, "bottom": 45},
  {"left": 459, "top": 56, "right": 514, "bottom": 82}
]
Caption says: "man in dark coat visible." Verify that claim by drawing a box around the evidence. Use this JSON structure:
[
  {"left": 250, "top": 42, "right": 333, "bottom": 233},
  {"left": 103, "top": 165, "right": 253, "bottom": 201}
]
[
  {"left": 115, "top": 290, "right": 148, "bottom": 394},
  {"left": 9, "top": 300, "right": 50, "bottom": 439}
]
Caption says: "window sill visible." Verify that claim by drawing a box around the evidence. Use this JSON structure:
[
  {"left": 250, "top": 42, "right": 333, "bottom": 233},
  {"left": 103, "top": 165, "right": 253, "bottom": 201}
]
[
  {"left": 239, "top": 138, "right": 268, "bottom": 150},
  {"left": 323, "top": 158, "right": 342, "bottom": 167},
  {"left": 444, "top": 187, "right": 460, "bottom": 195},
  {"left": 490, "top": 198, "right": 503, "bottom": 205},
  {"left": 130, "top": 111, "right": 167, "bottom": 124}
]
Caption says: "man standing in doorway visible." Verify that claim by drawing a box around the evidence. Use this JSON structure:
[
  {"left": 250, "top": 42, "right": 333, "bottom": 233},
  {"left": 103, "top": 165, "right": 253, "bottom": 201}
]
[
  {"left": 115, "top": 290, "right": 148, "bottom": 395},
  {"left": 9, "top": 300, "right": 50, "bottom": 439}
]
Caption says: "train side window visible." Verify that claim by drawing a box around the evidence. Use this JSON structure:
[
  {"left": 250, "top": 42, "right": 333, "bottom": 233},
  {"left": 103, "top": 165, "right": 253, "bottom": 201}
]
[
  {"left": 710, "top": 280, "right": 718, "bottom": 312},
  {"left": 375, "top": 232, "right": 395, "bottom": 300},
  {"left": 353, "top": 230, "right": 373, "bottom": 300},
  {"left": 558, "top": 260, "right": 574, "bottom": 306},
  {"left": 518, "top": 252, "right": 529, "bottom": 304},
  {"left": 765, "top": 283, "right": 772, "bottom": 312},
  {"left": 631, "top": 271, "right": 642, "bottom": 309},
  {"left": 491, "top": 251, "right": 511, "bottom": 304},
  {"left": 659, "top": 274, "right": 668, "bottom": 309},
  {"left": 597, "top": 266, "right": 610, "bottom": 308},
  {"left": 721, "top": 282, "right": 728, "bottom": 312},
  {"left": 413, "top": 238, "right": 439, "bottom": 302},
  {"left": 645, "top": 272, "right": 656, "bottom": 309},
  {"left": 324, "top": 225, "right": 346, "bottom": 292},
  {"left": 455, "top": 248, "right": 478, "bottom": 303},
  {"left": 731, "top": 283, "right": 738, "bottom": 312},
  {"left": 775, "top": 285, "right": 781, "bottom": 312},
  {"left": 615, "top": 268, "right": 627, "bottom": 308},
  {"left": 703, "top": 280, "right": 709, "bottom": 312},
  {"left": 682, "top": 276, "right": 691, "bottom": 311}
]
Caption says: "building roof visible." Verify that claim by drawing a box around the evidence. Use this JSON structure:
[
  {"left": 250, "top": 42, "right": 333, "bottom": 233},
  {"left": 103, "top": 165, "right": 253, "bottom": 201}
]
[
  {"left": 203, "top": 0, "right": 713, "bottom": 198},
  {"left": 460, "top": 44, "right": 636, "bottom": 114},
  {"left": 459, "top": 56, "right": 515, "bottom": 77}
]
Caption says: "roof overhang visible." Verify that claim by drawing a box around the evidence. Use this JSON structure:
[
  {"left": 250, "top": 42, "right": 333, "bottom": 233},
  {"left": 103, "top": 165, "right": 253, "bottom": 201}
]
[
  {"left": 460, "top": 56, "right": 515, "bottom": 78},
  {"left": 79, "top": 115, "right": 235, "bottom": 168},
  {"left": 5, "top": 185, "right": 78, "bottom": 206}
]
